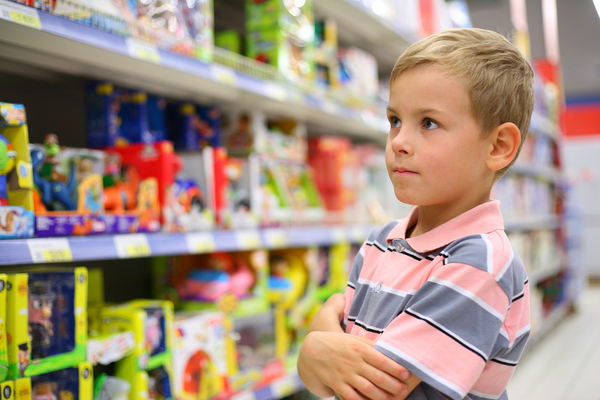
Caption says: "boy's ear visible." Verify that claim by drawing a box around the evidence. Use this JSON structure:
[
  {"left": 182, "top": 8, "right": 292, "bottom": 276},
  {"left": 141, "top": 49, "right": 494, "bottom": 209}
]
[{"left": 486, "top": 122, "right": 521, "bottom": 171}]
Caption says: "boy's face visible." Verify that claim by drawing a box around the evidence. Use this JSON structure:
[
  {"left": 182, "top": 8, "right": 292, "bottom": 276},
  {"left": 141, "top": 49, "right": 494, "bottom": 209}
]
[{"left": 385, "top": 65, "right": 494, "bottom": 211}]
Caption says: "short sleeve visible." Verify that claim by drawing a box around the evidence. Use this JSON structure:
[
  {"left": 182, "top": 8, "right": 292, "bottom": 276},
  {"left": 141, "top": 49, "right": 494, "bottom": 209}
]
[{"left": 374, "top": 261, "right": 510, "bottom": 400}]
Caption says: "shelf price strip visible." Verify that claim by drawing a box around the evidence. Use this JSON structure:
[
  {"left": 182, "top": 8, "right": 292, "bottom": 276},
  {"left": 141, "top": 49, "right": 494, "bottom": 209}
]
[
  {"left": 263, "top": 228, "right": 289, "bottom": 249},
  {"left": 0, "top": 0, "right": 42, "bottom": 30},
  {"left": 125, "top": 38, "right": 161, "bottom": 64},
  {"left": 210, "top": 64, "right": 238, "bottom": 87},
  {"left": 113, "top": 234, "right": 152, "bottom": 258},
  {"left": 234, "top": 230, "right": 262, "bottom": 250},
  {"left": 26, "top": 238, "right": 73, "bottom": 263},
  {"left": 185, "top": 232, "right": 217, "bottom": 254}
]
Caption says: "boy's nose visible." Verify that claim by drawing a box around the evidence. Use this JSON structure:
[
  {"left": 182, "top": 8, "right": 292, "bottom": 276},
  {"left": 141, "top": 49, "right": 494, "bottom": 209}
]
[{"left": 390, "top": 128, "right": 413, "bottom": 155}]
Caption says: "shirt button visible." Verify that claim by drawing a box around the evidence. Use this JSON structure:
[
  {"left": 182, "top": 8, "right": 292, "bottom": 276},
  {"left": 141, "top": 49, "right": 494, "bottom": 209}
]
[
  {"left": 375, "top": 282, "right": 382, "bottom": 292},
  {"left": 394, "top": 241, "right": 405, "bottom": 252}
]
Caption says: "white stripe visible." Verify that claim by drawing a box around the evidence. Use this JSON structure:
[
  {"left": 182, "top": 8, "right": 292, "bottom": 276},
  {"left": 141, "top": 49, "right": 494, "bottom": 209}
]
[
  {"left": 481, "top": 233, "right": 494, "bottom": 274},
  {"left": 376, "top": 340, "right": 467, "bottom": 398},
  {"left": 495, "top": 246, "right": 514, "bottom": 283},
  {"left": 359, "top": 246, "right": 365, "bottom": 257},
  {"left": 408, "top": 308, "right": 488, "bottom": 360},
  {"left": 508, "top": 324, "right": 531, "bottom": 348},
  {"left": 469, "top": 389, "right": 502, "bottom": 399},
  {"left": 353, "top": 319, "right": 384, "bottom": 333},
  {"left": 428, "top": 276, "right": 505, "bottom": 322},
  {"left": 356, "top": 277, "right": 417, "bottom": 298},
  {"left": 492, "top": 356, "right": 517, "bottom": 365}
]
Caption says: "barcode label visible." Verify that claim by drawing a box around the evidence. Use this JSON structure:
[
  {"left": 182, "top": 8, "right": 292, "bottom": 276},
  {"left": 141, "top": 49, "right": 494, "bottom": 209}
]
[
  {"left": 0, "top": 0, "right": 41, "bottom": 29},
  {"left": 27, "top": 238, "right": 73, "bottom": 263},
  {"left": 1, "top": 9, "right": 10, "bottom": 19},
  {"left": 113, "top": 234, "right": 151, "bottom": 258}
]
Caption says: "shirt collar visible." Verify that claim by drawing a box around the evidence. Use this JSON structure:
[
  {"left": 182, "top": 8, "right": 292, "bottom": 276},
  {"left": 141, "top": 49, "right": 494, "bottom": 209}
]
[{"left": 386, "top": 200, "right": 505, "bottom": 253}]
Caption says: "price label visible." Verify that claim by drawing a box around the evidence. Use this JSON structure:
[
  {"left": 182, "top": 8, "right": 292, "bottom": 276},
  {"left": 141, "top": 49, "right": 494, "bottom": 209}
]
[
  {"left": 270, "top": 376, "right": 297, "bottom": 398},
  {"left": 234, "top": 230, "right": 262, "bottom": 250},
  {"left": 0, "top": 0, "right": 41, "bottom": 29},
  {"left": 322, "top": 100, "right": 340, "bottom": 116},
  {"left": 126, "top": 38, "right": 161, "bottom": 64},
  {"left": 210, "top": 64, "right": 237, "bottom": 86},
  {"left": 185, "top": 232, "right": 216, "bottom": 254},
  {"left": 231, "top": 391, "right": 255, "bottom": 400},
  {"left": 27, "top": 238, "right": 73, "bottom": 263},
  {"left": 332, "top": 228, "right": 346, "bottom": 243},
  {"left": 264, "top": 228, "right": 289, "bottom": 249},
  {"left": 114, "top": 234, "right": 151, "bottom": 258},
  {"left": 264, "top": 82, "right": 288, "bottom": 101}
]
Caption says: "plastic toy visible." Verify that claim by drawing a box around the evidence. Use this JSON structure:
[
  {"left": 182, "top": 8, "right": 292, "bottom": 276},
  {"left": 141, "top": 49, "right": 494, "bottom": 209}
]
[
  {"left": 31, "top": 148, "right": 77, "bottom": 211},
  {"left": 177, "top": 253, "right": 255, "bottom": 303},
  {"left": 6, "top": 274, "right": 31, "bottom": 380},
  {"left": 137, "top": 0, "right": 195, "bottom": 57},
  {"left": 0, "top": 133, "right": 16, "bottom": 205},
  {"left": 314, "top": 18, "right": 340, "bottom": 88},
  {"left": 93, "top": 374, "right": 131, "bottom": 400},
  {"left": 102, "top": 154, "right": 138, "bottom": 212},
  {"left": 28, "top": 281, "right": 56, "bottom": 359}
]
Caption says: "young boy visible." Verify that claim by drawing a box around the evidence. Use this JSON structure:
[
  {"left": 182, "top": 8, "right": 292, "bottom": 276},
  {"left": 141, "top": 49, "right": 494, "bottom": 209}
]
[{"left": 298, "top": 28, "right": 533, "bottom": 400}]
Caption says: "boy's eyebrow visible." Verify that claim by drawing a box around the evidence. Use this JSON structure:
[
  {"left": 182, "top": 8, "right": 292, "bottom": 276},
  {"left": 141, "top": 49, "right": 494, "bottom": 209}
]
[{"left": 386, "top": 106, "right": 442, "bottom": 115}]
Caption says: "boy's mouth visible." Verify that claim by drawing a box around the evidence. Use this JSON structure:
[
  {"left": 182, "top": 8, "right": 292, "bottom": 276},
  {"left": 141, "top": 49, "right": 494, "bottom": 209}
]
[{"left": 394, "top": 167, "right": 417, "bottom": 174}]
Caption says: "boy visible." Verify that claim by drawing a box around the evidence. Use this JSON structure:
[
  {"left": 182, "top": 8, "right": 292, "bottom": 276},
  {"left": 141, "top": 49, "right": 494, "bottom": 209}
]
[{"left": 298, "top": 28, "right": 533, "bottom": 400}]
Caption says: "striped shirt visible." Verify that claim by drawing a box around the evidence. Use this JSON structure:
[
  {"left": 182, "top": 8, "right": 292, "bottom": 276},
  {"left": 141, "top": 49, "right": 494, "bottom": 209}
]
[{"left": 343, "top": 200, "right": 530, "bottom": 400}]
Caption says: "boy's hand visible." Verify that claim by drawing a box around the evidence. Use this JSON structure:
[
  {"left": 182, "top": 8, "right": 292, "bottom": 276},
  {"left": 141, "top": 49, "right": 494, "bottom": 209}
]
[{"left": 298, "top": 331, "right": 411, "bottom": 400}]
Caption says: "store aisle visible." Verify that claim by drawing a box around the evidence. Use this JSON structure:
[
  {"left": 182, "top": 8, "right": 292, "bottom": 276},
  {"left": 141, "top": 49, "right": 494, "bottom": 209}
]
[{"left": 507, "top": 284, "right": 600, "bottom": 400}]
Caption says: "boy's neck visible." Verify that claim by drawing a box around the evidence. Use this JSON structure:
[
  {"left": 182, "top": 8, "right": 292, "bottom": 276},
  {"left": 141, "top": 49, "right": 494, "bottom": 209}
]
[{"left": 407, "top": 195, "right": 492, "bottom": 238}]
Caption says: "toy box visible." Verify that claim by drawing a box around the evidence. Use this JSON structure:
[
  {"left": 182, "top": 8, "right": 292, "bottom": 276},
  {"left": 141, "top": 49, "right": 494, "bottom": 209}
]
[
  {"left": 13, "top": 378, "right": 31, "bottom": 400},
  {"left": 246, "top": 28, "right": 315, "bottom": 84},
  {"left": 172, "top": 311, "right": 228, "bottom": 400},
  {"left": 86, "top": 83, "right": 125, "bottom": 149},
  {"left": 177, "top": 0, "right": 214, "bottom": 62},
  {"left": 147, "top": 96, "right": 167, "bottom": 143},
  {"left": 219, "top": 155, "right": 260, "bottom": 229},
  {"left": 167, "top": 148, "right": 217, "bottom": 232},
  {"left": 1, "top": 381, "right": 13, "bottom": 400},
  {"left": 0, "top": 274, "right": 8, "bottom": 381},
  {"left": 167, "top": 103, "right": 221, "bottom": 151},
  {"left": 5, "top": 268, "right": 88, "bottom": 379},
  {"left": 31, "top": 362, "right": 93, "bottom": 400},
  {"left": 0, "top": 103, "right": 35, "bottom": 239},
  {"left": 102, "top": 300, "right": 174, "bottom": 400},
  {"left": 314, "top": 19, "right": 340, "bottom": 88},
  {"left": 245, "top": 0, "right": 313, "bottom": 33},
  {"left": 338, "top": 47, "right": 379, "bottom": 106},
  {"left": 227, "top": 310, "right": 283, "bottom": 394},
  {"left": 215, "top": 30, "right": 242, "bottom": 54}
]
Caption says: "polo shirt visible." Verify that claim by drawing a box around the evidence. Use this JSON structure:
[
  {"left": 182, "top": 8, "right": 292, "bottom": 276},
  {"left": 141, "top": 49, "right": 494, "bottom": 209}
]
[{"left": 343, "top": 200, "right": 530, "bottom": 400}]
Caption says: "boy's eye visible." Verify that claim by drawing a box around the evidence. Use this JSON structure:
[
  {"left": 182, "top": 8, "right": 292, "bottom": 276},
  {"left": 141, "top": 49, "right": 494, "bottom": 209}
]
[
  {"left": 422, "top": 118, "right": 439, "bottom": 130},
  {"left": 389, "top": 116, "right": 401, "bottom": 128}
]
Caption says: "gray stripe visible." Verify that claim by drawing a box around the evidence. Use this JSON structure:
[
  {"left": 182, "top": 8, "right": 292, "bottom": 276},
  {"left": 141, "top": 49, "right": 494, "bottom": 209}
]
[
  {"left": 407, "top": 281, "right": 504, "bottom": 359},
  {"left": 443, "top": 235, "right": 490, "bottom": 273},
  {"left": 496, "top": 252, "right": 528, "bottom": 303},
  {"left": 348, "top": 280, "right": 412, "bottom": 331}
]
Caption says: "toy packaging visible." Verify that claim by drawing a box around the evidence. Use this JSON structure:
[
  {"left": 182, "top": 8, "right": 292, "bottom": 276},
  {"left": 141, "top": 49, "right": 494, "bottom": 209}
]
[
  {"left": 101, "top": 299, "right": 174, "bottom": 400},
  {"left": 31, "top": 362, "right": 93, "bottom": 400},
  {"left": 1, "top": 380, "right": 14, "bottom": 400},
  {"left": 314, "top": 19, "right": 340, "bottom": 89},
  {"left": 0, "top": 102, "right": 35, "bottom": 239},
  {"left": 5, "top": 268, "right": 88, "bottom": 379},
  {"left": 172, "top": 311, "right": 228, "bottom": 400},
  {"left": 220, "top": 155, "right": 260, "bottom": 229},
  {"left": 167, "top": 103, "right": 222, "bottom": 151},
  {"left": 86, "top": 83, "right": 126, "bottom": 149},
  {"left": 228, "top": 310, "right": 283, "bottom": 394},
  {"left": 0, "top": 274, "right": 8, "bottom": 381},
  {"left": 215, "top": 30, "right": 242, "bottom": 54},
  {"left": 338, "top": 47, "right": 379, "bottom": 106},
  {"left": 168, "top": 148, "right": 217, "bottom": 232},
  {"left": 176, "top": 0, "right": 214, "bottom": 62},
  {"left": 13, "top": 378, "right": 31, "bottom": 400}
]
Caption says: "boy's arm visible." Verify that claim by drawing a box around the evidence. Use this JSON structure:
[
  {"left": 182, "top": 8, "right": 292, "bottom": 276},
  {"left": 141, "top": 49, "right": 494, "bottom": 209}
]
[{"left": 298, "top": 294, "right": 421, "bottom": 400}]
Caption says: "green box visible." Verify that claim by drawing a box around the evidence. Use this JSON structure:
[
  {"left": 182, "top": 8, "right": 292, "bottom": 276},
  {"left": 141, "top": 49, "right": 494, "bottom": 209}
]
[{"left": 246, "top": 0, "right": 313, "bottom": 32}]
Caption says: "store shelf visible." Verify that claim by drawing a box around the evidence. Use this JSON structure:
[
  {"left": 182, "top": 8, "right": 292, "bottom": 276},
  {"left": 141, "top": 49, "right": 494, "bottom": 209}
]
[
  {"left": 530, "top": 111, "right": 561, "bottom": 139},
  {"left": 511, "top": 161, "right": 560, "bottom": 183},
  {"left": 314, "top": 0, "right": 413, "bottom": 73},
  {"left": 529, "top": 262, "right": 564, "bottom": 287},
  {"left": 0, "top": 225, "right": 375, "bottom": 265},
  {"left": 0, "top": 1, "right": 387, "bottom": 143},
  {"left": 231, "top": 371, "right": 304, "bottom": 400},
  {"left": 504, "top": 214, "right": 561, "bottom": 232}
]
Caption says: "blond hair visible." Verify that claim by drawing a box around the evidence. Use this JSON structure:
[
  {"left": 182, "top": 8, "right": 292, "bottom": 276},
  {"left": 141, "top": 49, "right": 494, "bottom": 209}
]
[{"left": 390, "top": 28, "right": 534, "bottom": 178}]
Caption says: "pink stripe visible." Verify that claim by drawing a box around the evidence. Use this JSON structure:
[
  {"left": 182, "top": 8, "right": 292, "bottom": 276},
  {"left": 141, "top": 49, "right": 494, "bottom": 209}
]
[
  {"left": 471, "top": 362, "right": 514, "bottom": 395},
  {"left": 433, "top": 265, "right": 509, "bottom": 315},
  {"left": 379, "top": 314, "right": 485, "bottom": 392}
]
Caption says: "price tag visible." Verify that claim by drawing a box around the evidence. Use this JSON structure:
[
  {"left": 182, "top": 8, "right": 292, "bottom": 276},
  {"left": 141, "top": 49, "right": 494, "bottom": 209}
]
[
  {"left": 27, "top": 238, "right": 73, "bottom": 263},
  {"left": 270, "top": 376, "right": 297, "bottom": 398},
  {"left": 210, "top": 64, "right": 237, "bottom": 86},
  {"left": 113, "top": 234, "right": 151, "bottom": 258},
  {"left": 0, "top": 0, "right": 41, "bottom": 29},
  {"left": 264, "top": 228, "right": 289, "bottom": 249},
  {"left": 322, "top": 100, "right": 340, "bottom": 116},
  {"left": 126, "top": 38, "right": 161, "bottom": 64},
  {"left": 185, "top": 232, "right": 216, "bottom": 254},
  {"left": 234, "top": 230, "right": 262, "bottom": 250},
  {"left": 264, "top": 82, "right": 288, "bottom": 101},
  {"left": 332, "top": 228, "right": 346, "bottom": 243},
  {"left": 231, "top": 391, "right": 255, "bottom": 400}
]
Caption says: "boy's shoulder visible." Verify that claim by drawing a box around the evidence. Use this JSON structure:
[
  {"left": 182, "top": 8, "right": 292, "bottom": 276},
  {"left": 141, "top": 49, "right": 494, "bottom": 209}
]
[{"left": 365, "top": 219, "right": 402, "bottom": 248}]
